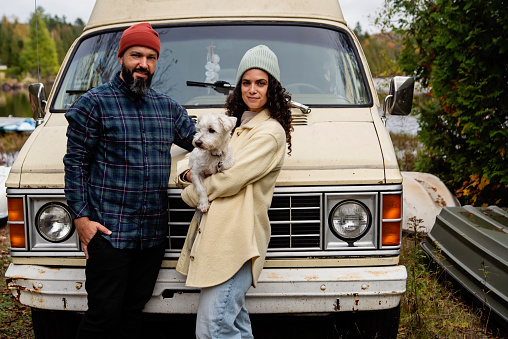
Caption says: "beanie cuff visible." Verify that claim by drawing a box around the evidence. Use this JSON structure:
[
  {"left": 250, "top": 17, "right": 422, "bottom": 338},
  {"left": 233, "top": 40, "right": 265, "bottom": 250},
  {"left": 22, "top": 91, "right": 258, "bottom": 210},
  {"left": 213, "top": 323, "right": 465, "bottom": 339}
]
[
  {"left": 236, "top": 45, "right": 280, "bottom": 84},
  {"left": 118, "top": 23, "right": 161, "bottom": 57}
]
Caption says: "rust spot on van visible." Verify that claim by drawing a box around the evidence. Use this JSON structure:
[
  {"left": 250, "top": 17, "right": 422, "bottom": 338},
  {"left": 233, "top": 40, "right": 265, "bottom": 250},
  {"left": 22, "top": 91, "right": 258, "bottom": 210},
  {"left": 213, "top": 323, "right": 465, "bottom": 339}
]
[
  {"left": 266, "top": 272, "right": 283, "bottom": 280},
  {"left": 364, "top": 270, "right": 384, "bottom": 277},
  {"left": 352, "top": 293, "right": 360, "bottom": 311},
  {"left": 7, "top": 284, "right": 26, "bottom": 303},
  {"left": 305, "top": 275, "right": 319, "bottom": 281}
]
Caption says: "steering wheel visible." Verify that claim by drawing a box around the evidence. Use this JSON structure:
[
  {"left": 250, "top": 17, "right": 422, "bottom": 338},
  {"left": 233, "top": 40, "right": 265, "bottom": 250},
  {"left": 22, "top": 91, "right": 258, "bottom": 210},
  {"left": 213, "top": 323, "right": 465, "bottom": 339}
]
[{"left": 286, "top": 83, "right": 324, "bottom": 94}]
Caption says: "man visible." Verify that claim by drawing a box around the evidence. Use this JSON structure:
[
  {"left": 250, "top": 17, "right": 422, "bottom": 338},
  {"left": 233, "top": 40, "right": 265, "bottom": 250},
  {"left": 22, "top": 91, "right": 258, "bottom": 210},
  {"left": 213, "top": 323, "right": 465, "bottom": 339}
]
[{"left": 63, "top": 22, "right": 195, "bottom": 339}]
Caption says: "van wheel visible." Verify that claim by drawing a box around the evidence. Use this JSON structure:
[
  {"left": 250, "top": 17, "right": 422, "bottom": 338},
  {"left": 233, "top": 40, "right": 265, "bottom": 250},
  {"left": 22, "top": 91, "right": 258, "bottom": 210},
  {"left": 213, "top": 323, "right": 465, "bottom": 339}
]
[
  {"left": 31, "top": 308, "right": 80, "bottom": 339},
  {"left": 334, "top": 304, "right": 401, "bottom": 338}
]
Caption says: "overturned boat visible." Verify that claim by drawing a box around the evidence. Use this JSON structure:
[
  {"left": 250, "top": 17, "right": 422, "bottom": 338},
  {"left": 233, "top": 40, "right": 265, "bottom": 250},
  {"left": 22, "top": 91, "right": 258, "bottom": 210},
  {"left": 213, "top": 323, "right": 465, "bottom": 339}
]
[{"left": 421, "top": 205, "right": 508, "bottom": 327}]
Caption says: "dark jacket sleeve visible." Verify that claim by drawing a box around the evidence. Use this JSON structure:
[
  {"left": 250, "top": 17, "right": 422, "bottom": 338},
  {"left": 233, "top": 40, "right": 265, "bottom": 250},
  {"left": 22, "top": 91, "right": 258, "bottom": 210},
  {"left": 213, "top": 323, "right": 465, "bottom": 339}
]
[
  {"left": 63, "top": 93, "right": 100, "bottom": 219},
  {"left": 171, "top": 100, "right": 195, "bottom": 152}
]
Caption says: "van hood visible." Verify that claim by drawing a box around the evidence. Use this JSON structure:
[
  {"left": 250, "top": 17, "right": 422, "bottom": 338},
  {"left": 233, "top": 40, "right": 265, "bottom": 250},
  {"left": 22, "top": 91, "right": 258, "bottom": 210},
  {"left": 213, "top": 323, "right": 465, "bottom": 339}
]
[
  {"left": 6, "top": 108, "right": 399, "bottom": 189},
  {"left": 276, "top": 108, "right": 391, "bottom": 186}
]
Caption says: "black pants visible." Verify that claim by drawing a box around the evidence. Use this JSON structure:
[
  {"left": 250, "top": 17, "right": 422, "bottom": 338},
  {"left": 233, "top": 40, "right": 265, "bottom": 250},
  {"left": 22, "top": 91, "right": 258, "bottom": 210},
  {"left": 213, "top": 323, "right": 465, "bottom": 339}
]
[{"left": 76, "top": 233, "right": 166, "bottom": 339}]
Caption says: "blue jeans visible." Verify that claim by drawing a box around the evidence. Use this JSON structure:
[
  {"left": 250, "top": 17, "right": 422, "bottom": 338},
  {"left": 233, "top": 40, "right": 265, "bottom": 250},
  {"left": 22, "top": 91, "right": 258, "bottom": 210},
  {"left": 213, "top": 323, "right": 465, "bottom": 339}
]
[{"left": 196, "top": 261, "right": 254, "bottom": 339}]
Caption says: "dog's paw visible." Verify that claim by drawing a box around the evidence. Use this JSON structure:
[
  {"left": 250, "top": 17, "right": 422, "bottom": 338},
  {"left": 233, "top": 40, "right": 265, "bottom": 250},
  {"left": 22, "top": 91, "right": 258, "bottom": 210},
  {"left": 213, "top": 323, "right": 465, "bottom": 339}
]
[{"left": 197, "top": 201, "right": 210, "bottom": 212}]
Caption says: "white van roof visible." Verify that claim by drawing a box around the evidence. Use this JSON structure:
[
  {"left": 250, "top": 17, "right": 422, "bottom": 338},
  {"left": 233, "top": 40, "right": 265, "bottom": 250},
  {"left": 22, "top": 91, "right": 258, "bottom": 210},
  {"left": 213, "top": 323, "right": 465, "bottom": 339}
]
[{"left": 85, "top": 0, "right": 346, "bottom": 31}]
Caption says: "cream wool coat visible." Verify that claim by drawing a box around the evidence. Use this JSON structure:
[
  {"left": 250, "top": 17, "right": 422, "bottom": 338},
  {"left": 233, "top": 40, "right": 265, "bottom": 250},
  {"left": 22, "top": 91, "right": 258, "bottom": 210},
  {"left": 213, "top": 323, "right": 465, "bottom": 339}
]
[{"left": 176, "top": 109, "right": 286, "bottom": 288}]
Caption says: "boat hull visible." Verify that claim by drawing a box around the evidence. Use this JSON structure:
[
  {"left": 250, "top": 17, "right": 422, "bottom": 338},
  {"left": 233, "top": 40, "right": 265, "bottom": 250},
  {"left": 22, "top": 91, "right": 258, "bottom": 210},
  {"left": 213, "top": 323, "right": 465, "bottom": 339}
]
[{"left": 421, "top": 205, "right": 508, "bottom": 326}]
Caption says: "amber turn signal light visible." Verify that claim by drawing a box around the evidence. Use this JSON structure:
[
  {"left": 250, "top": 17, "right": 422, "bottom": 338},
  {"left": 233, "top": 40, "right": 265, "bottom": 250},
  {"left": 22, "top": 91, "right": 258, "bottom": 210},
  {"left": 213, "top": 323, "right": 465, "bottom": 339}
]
[
  {"left": 8, "top": 197, "right": 24, "bottom": 222},
  {"left": 9, "top": 224, "right": 26, "bottom": 248},
  {"left": 382, "top": 221, "right": 401, "bottom": 246},
  {"left": 382, "top": 194, "right": 401, "bottom": 246},
  {"left": 382, "top": 194, "right": 401, "bottom": 219},
  {"left": 8, "top": 198, "right": 26, "bottom": 248}
]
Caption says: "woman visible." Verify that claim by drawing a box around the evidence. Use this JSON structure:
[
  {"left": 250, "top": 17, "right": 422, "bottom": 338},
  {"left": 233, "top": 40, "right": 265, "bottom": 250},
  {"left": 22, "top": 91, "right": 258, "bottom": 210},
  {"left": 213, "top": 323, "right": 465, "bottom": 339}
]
[{"left": 176, "top": 44, "right": 293, "bottom": 338}]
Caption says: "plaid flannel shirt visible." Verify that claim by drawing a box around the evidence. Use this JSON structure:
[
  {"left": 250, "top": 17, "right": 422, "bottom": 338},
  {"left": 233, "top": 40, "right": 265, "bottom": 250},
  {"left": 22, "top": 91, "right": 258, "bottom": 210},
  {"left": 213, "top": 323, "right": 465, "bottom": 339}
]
[{"left": 64, "top": 73, "right": 195, "bottom": 250}]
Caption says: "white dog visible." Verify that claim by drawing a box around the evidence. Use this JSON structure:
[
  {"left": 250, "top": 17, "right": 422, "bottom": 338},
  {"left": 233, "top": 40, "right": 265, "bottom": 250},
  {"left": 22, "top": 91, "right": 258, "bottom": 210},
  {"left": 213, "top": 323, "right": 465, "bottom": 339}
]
[{"left": 189, "top": 113, "right": 237, "bottom": 212}]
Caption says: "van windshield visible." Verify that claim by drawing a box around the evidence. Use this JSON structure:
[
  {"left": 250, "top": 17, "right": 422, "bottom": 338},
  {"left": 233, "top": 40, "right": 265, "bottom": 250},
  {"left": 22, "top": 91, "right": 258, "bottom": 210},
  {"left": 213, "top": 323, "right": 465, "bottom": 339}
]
[{"left": 53, "top": 24, "right": 370, "bottom": 111}]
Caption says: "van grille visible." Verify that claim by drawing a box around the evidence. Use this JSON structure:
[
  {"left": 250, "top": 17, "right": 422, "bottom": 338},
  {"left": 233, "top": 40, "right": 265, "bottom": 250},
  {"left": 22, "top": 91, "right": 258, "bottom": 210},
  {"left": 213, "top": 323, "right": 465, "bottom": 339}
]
[{"left": 168, "top": 193, "right": 322, "bottom": 251}]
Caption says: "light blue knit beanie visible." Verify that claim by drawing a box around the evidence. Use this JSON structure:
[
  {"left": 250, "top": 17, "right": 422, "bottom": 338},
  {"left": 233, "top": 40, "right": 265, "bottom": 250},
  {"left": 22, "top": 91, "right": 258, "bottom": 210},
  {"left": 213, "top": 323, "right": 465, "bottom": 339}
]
[{"left": 235, "top": 45, "right": 280, "bottom": 85}]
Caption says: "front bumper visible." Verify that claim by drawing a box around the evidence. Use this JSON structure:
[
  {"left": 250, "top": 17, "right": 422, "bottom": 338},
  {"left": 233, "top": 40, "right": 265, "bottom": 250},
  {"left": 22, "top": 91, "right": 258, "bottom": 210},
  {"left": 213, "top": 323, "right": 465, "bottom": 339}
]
[{"left": 5, "top": 264, "right": 406, "bottom": 313}]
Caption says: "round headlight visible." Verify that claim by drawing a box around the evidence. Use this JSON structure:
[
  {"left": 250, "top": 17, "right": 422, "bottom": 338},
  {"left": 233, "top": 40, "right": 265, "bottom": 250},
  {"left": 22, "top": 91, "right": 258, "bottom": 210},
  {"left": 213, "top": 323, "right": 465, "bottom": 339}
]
[
  {"left": 329, "top": 200, "right": 371, "bottom": 241},
  {"left": 36, "top": 203, "right": 73, "bottom": 242}
]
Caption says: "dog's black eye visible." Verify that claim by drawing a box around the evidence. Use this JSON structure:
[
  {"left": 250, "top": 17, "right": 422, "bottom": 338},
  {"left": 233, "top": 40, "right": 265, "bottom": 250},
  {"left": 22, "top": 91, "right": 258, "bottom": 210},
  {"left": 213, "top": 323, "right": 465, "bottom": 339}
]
[{"left": 208, "top": 128, "right": 215, "bottom": 133}]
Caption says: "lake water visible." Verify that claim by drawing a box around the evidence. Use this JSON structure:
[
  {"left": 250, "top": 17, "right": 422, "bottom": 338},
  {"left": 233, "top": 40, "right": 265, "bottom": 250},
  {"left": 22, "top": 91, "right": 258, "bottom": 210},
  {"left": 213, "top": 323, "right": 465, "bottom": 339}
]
[
  {"left": 382, "top": 110, "right": 420, "bottom": 135},
  {"left": 0, "top": 91, "right": 32, "bottom": 118}
]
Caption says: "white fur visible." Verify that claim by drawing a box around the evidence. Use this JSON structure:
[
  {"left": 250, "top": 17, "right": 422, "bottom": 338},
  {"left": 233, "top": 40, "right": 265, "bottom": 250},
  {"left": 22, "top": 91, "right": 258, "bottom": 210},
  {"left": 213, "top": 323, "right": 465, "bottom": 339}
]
[{"left": 189, "top": 113, "right": 237, "bottom": 212}]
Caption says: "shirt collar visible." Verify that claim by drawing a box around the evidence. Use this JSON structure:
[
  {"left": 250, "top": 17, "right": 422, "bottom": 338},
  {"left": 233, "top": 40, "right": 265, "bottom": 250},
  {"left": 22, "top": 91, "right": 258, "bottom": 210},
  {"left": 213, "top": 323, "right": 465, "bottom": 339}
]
[{"left": 239, "top": 109, "right": 271, "bottom": 130}]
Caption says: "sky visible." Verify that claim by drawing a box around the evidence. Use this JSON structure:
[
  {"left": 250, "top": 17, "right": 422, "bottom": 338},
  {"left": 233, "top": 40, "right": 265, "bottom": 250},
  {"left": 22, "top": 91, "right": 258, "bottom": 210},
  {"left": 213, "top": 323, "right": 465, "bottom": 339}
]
[{"left": 1, "top": 0, "right": 385, "bottom": 34}]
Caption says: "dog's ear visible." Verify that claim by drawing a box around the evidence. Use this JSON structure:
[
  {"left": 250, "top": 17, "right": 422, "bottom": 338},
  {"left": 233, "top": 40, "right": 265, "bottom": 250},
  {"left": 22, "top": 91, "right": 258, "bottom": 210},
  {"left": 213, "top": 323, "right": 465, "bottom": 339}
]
[{"left": 218, "top": 115, "right": 237, "bottom": 132}]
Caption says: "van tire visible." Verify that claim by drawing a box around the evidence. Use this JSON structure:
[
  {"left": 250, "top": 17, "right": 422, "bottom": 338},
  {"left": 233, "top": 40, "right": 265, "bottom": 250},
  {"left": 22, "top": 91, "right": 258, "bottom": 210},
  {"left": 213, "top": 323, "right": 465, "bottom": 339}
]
[
  {"left": 334, "top": 304, "right": 401, "bottom": 338},
  {"left": 31, "top": 308, "right": 80, "bottom": 339}
]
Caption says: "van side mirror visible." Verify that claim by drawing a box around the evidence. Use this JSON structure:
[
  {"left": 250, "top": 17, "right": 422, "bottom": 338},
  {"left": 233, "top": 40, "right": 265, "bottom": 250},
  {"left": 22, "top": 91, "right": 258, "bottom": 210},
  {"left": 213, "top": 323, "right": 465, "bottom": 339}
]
[
  {"left": 29, "top": 83, "right": 47, "bottom": 126},
  {"left": 382, "top": 76, "right": 414, "bottom": 123}
]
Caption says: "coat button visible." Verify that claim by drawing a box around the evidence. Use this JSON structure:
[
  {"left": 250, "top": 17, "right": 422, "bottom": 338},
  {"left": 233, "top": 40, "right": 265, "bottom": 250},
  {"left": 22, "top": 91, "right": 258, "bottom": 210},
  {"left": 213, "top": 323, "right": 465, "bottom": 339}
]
[
  {"left": 190, "top": 256, "right": 195, "bottom": 261},
  {"left": 198, "top": 228, "right": 202, "bottom": 233}
]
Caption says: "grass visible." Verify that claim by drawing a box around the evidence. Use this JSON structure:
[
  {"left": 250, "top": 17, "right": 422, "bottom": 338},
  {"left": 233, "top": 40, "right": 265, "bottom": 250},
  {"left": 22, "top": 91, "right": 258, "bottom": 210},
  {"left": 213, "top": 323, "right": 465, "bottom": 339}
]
[
  {"left": 390, "top": 132, "right": 424, "bottom": 172},
  {"left": 0, "top": 223, "right": 34, "bottom": 338},
  {"left": 0, "top": 132, "right": 31, "bottom": 167},
  {"left": 398, "top": 218, "right": 507, "bottom": 339}
]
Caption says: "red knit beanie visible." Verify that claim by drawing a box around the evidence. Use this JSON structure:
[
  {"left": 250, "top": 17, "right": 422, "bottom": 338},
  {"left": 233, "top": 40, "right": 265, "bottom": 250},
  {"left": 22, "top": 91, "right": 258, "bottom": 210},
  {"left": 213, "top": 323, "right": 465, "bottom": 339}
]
[{"left": 118, "top": 23, "right": 160, "bottom": 58}]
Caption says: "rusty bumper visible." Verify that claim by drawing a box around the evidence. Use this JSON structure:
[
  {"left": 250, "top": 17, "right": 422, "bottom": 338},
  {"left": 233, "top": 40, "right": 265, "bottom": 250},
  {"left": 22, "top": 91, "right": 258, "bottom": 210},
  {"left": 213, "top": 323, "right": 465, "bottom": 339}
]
[{"left": 5, "top": 264, "right": 406, "bottom": 313}]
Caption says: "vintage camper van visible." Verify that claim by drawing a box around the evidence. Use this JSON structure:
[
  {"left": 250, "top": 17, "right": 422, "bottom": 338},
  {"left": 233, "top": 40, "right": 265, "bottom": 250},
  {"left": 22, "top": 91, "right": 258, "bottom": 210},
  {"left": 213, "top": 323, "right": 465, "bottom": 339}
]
[{"left": 5, "top": 0, "right": 417, "bottom": 337}]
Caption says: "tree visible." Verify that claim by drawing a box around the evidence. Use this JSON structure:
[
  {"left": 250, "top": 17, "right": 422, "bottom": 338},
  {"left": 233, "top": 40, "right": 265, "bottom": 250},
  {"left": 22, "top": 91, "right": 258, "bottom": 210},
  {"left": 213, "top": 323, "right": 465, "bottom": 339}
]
[
  {"left": 41, "top": 11, "right": 85, "bottom": 63},
  {"left": 378, "top": 0, "right": 508, "bottom": 206},
  {"left": 19, "top": 9, "right": 59, "bottom": 78},
  {"left": 353, "top": 21, "right": 402, "bottom": 78},
  {"left": 0, "top": 17, "right": 28, "bottom": 79},
  {"left": 0, "top": 16, "right": 12, "bottom": 65}
]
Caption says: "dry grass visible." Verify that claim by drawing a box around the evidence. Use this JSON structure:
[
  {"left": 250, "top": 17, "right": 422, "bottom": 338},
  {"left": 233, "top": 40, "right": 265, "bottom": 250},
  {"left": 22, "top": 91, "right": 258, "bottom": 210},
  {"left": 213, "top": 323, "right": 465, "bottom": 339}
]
[
  {"left": 0, "top": 224, "right": 34, "bottom": 339},
  {"left": 390, "top": 132, "right": 423, "bottom": 171},
  {"left": 0, "top": 132, "right": 31, "bottom": 166},
  {"left": 398, "top": 219, "right": 507, "bottom": 339}
]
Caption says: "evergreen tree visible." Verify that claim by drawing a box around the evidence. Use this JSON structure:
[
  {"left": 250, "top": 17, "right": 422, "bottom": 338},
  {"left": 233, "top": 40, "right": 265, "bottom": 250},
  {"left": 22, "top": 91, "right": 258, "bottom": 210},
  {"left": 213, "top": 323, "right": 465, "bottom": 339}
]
[
  {"left": 0, "top": 17, "right": 15, "bottom": 66},
  {"left": 41, "top": 11, "right": 85, "bottom": 63},
  {"left": 380, "top": 0, "right": 508, "bottom": 206},
  {"left": 0, "top": 17, "right": 27, "bottom": 78},
  {"left": 20, "top": 10, "right": 59, "bottom": 78}
]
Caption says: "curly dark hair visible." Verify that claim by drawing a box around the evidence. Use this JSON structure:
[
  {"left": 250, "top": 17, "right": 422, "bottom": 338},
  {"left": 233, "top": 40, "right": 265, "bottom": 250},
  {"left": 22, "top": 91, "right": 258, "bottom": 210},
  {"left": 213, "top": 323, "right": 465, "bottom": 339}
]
[{"left": 225, "top": 73, "right": 294, "bottom": 155}]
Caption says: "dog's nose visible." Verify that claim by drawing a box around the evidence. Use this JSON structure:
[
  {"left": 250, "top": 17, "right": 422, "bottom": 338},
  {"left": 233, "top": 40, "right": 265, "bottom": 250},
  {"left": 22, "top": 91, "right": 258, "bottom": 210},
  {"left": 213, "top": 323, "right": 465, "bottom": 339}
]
[{"left": 194, "top": 140, "right": 203, "bottom": 147}]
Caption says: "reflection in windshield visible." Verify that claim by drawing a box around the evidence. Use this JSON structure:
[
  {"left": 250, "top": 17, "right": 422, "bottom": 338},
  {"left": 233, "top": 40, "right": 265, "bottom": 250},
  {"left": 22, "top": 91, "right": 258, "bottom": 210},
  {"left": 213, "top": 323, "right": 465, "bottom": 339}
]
[{"left": 53, "top": 24, "right": 370, "bottom": 111}]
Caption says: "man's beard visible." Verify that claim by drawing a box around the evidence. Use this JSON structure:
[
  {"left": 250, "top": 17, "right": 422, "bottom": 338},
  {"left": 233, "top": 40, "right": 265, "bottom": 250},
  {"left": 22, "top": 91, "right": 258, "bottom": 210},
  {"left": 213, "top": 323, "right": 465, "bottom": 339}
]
[{"left": 121, "top": 64, "right": 153, "bottom": 96}]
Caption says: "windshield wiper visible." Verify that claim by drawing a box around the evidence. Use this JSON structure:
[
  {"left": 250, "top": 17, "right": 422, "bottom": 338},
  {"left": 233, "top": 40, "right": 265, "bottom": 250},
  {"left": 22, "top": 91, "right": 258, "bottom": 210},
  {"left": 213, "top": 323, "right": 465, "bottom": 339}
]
[
  {"left": 186, "top": 80, "right": 234, "bottom": 95},
  {"left": 66, "top": 88, "right": 94, "bottom": 95},
  {"left": 186, "top": 80, "right": 311, "bottom": 114},
  {"left": 291, "top": 101, "right": 311, "bottom": 114}
]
